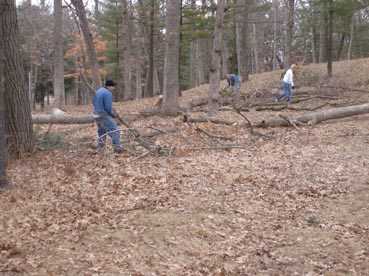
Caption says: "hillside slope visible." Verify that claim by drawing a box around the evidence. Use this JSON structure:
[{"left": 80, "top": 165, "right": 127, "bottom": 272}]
[{"left": 1, "top": 59, "right": 369, "bottom": 275}]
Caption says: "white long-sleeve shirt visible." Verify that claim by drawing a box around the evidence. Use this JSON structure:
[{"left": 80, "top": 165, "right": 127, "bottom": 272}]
[{"left": 282, "top": 68, "right": 294, "bottom": 87}]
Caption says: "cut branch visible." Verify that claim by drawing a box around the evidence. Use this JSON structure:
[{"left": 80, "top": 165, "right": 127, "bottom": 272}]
[{"left": 195, "top": 126, "right": 234, "bottom": 141}]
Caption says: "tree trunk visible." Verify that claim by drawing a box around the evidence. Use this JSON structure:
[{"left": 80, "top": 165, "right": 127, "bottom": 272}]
[
  {"left": 222, "top": 35, "right": 229, "bottom": 78},
  {"left": 252, "top": 23, "right": 259, "bottom": 73},
  {"left": 119, "top": 0, "right": 133, "bottom": 101},
  {"left": 0, "top": 21, "right": 8, "bottom": 186},
  {"left": 285, "top": 0, "right": 295, "bottom": 67},
  {"left": 161, "top": 0, "right": 181, "bottom": 114},
  {"left": 347, "top": 14, "right": 355, "bottom": 60},
  {"left": 153, "top": 66, "right": 161, "bottom": 95},
  {"left": 336, "top": 33, "right": 345, "bottom": 61},
  {"left": 326, "top": 0, "right": 333, "bottom": 77},
  {"left": 272, "top": 0, "right": 278, "bottom": 70},
  {"left": 144, "top": 0, "right": 155, "bottom": 98},
  {"left": 236, "top": 0, "right": 249, "bottom": 81},
  {"left": 319, "top": 1, "right": 328, "bottom": 63},
  {"left": 257, "top": 103, "right": 369, "bottom": 128},
  {"left": 1, "top": 0, "right": 34, "bottom": 155},
  {"left": 53, "top": 0, "right": 65, "bottom": 108},
  {"left": 136, "top": 62, "right": 143, "bottom": 99},
  {"left": 197, "top": 39, "right": 206, "bottom": 85},
  {"left": 207, "top": 0, "right": 225, "bottom": 116},
  {"left": 71, "top": 0, "right": 101, "bottom": 88}
]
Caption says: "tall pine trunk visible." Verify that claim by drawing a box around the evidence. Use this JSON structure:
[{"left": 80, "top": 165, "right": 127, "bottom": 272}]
[
  {"left": 272, "top": 0, "right": 279, "bottom": 70},
  {"left": 285, "top": 0, "right": 295, "bottom": 67},
  {"left": 1, "top": 0, "right": 33, "bottom": 155},
  {"left": 347, "top": 14, "right": 355, "bottom": 60},
  {"left": 161, "top": 0, "right": 181, "bottom": 114},
  {"left": 208, "top": 0, "right": 225, "bottom": 116},
  {"left": 326, "top": 0, "right": 333, "bottom": 77},
  {"left": 53, "top": 0, "right": 65, "bottom": 108},
  {"left": 319, "top": 1, "right": 328, "bottom": 63},
  {"left": 144, "top": 0, "right": 155, "bottom": 98},
  {"left": 119, "top": 0, "right": 133, "bottom": 101},
  {"left": 236, "top": 0, "right": 249, "bottom": 81},
  {"left": 0, "top": 21, "right": 7, "bottom": 186}
]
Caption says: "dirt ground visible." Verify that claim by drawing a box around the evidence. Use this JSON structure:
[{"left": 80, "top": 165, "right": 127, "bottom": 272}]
[{"left": 1, "top": 60, "right": 369, "bottom": 275}]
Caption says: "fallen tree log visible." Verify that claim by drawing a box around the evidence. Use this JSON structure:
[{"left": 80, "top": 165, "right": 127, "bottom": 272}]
[
  {"left": 32, "top": 114, "right": 95, "bottom": 124},
  {"left": 32, "top": 113, "right": 144, "bottom": 125},
  {"left": 183, "top": 114, "right": 235, "bottom": 125},
  {"left": 256, "top": 102, "right": 369, "bottom": 127}
]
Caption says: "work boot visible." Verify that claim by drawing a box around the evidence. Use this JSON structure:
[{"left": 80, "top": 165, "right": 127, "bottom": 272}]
[
  {"left": 96, "top": 143, "right": 105, "bottom": 153},
  {"left": 113, "top": 146, "right": 124, "bottom": 154}
]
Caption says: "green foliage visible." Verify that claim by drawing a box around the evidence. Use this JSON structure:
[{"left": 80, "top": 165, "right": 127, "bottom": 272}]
[{"left": 96, "top": 0, "right": 121, "bottom": 72}]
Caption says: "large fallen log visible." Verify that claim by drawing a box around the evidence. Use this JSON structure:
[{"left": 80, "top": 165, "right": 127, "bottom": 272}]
[
  {"left": 183, "top": 114, "right": 235, "bottom": 125},
  {"left": 256, "top": 102, "right": 369, "bottom": 127},
  {"left": 32, "top": 114, "right": 95, "bottom": 124},
  {"left": 32, "top": 112, "right": 144, "bottom": 125}
]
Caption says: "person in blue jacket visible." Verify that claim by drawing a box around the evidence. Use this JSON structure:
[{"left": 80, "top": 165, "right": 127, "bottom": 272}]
[
  {"left": 226, "top": 74, "right": 241, "bottom": 94},
  {"left": 93, "top": 79, "right": 123, "bottom": 153}
]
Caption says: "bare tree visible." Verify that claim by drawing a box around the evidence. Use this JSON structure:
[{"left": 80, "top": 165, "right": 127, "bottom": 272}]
[
  {"left": 1, "top": 0, "right": 34, "bottom": 155},
  {"left": 53, "top": 0, "right": 65, "bottom": 108},
  {"left": 161, "top": 0, "right": 181, "bottom": 114},
  {"left": 208, "top": 0, "right": 225, "bottom": 116},
  {"left": 119, "top": 0, "right": 133, "bottom": 100},
  {"left": 236, "top": 0, "right": 250, "bottom": 81},
  {"left": 319, "top": 0, "right": 328, "bottom": 63},
  {"left": 285, "top": 0, "right": 295, "bottom": 67},
  {"left": 327, "top": 0, "right": 333, "bottom": 77},
  {"left": 272, "top": 0, "right": 279, "bottom": 69},
  {"left": 71, "top": 0, "right": 101, "bottom": 88}
]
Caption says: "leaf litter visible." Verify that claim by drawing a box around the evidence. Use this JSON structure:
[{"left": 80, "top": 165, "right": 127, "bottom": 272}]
[{"left": 1, "top": 60, "right": 369, "bottom": 275}]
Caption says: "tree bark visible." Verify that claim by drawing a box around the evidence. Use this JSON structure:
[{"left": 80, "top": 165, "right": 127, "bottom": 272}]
[
  {"left": 252, "top": 22, "right": 259, "bottom": 73},
  {"left": 319, "top": 1, "right": 328, "bottom": 63},
  {"left": 136, "top": 62, "right": 143, "bottom": 99},
  {"left": 285, "top": 0, "right": 295, "bottom": 67},
  {"left": 71, "top": 0, "right": 101, "bottom": 88},
  {"left": 119, "top": 0, "right": 133, "bottom": 101},
  {"left": 161, "top": 0, "right": 181, "bottom": 114},
  {"left": 347, "top": 14, "right": 355, "bottom": 60},
  {"left": 256, "top": 103, "right": 369, "bottom": 128},
  {"left": 272, "top": 0, "right": 279, "bottom": 70},
  {"left": 208, "top": 0, "right": 225, "bottom": 116},
  {"left": 144, "top": 0, "right": 155, "bottom": 98},
  {"left": 0, "top": 20, "right": 8, "bottom": 186},
  {"left": 32, "top": 114, "right": 95, "bottom": 124},
  {"left": 1, "top": 0, "right": 34, "bottom": 155},
  {"left": 53, "top": 0, "right": 65, "bottom": 108},
  {"left": 326, "top": 0, "right": 333, "bottom": 77},
  {"left": 236, "top": 0, "right": 249, "bottom": 81}
]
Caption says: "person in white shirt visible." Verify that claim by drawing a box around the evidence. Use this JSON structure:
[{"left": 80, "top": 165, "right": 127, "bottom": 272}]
[{"left": 276, "top": 64, "right": 297, "bottom": 103}]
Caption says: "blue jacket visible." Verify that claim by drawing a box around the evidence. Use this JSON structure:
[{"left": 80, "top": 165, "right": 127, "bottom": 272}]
[{"left": 93, "top": 87, "right": 114, "bottom": 117}]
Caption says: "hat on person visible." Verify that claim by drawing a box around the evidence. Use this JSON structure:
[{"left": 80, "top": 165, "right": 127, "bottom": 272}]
[{"left": 105, "top": 79, "right": 117, "bottom": 87}]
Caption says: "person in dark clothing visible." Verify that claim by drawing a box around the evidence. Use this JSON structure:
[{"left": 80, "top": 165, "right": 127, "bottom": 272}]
[
  {"left": 93, "top": 79, "right": 123, "bottom": 153},
  {"left": 226, "top": 74, "right": 241, "bottom": 94}
]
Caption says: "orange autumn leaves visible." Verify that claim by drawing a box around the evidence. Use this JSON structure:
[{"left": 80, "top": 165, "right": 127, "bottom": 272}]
[{"left": 65, "top": 32, "right": 108, "bottom": 79}]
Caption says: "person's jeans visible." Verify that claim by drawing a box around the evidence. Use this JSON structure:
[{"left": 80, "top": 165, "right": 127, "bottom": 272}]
[
  {"left": 95, "top": 114, "right": 121, "bottom": 149},
  {"left": 278, "top": 81, "right": 292, "bottom": 102}
]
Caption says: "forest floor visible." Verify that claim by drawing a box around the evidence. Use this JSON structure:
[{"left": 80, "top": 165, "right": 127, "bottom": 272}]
[{"left": 1, "top": 59, "right": 369, "bottom": 275}]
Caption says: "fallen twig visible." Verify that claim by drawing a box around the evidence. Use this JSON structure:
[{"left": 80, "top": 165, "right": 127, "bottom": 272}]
[{"left": 195, "top": 126, "right": 234, "bottom": 141}]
